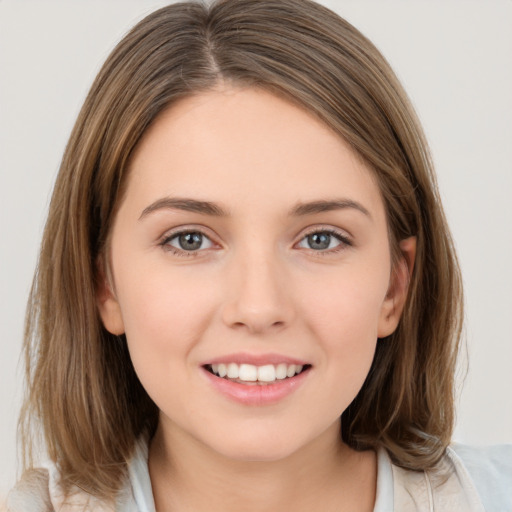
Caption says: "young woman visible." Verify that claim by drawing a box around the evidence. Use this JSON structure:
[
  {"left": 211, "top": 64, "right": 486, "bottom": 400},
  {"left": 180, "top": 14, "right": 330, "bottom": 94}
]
[{"left": 7, "top": 1, "right": 511, "bottom": 510}]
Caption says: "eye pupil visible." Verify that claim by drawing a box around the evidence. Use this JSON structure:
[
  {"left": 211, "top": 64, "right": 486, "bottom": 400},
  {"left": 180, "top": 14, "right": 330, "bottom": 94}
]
[
  {"left": 308, "top": 233, "right": 331, "bottom": 250},
  {"left": 179, "top": 232, "right": 203, "bottom": 250}
]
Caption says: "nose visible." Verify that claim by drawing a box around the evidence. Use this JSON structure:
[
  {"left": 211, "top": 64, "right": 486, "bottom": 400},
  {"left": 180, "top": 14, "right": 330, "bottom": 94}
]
[{"left": 221, "top": 247, "right": 295, "bottom": 335}]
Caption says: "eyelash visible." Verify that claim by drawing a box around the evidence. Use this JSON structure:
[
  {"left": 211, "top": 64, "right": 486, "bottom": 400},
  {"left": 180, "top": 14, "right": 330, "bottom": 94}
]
[
  {"left": 159, "top": 229, "right": 213, "bottom": 258},
  {"left": 159, "top": 227, "right": 352, "bottom": 258},
  {"left": 300, "top": 228, "right": 352, "bottom": 256}
]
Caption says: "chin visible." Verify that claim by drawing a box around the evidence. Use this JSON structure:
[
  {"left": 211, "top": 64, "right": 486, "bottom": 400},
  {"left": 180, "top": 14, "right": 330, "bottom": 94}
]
[{"left": 202, "top": 426, "right": 314, "bottom": 463}]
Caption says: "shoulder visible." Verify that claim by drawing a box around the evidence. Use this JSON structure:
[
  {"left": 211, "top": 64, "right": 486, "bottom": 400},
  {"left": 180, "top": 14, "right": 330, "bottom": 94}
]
[
  {"left": 388, "top": 443, "right": 512, "bottom": 511},
  {"left": 6, "top": 468, "right": 53, "bottom": 512},
  {"left": 6, "top": 463, "right": 129, "bottom": 512},
  {"left": 6, "top": 437, "right": 151, "bottom": 512},
  {"left": 449, "top": 443, "right": 512, "bottom": 511}
]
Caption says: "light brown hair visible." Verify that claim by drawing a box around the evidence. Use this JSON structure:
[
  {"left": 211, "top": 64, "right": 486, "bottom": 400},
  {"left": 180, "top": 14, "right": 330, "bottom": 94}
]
[{"left": 20, "top": 0, "right": 463, "bottom": 500}]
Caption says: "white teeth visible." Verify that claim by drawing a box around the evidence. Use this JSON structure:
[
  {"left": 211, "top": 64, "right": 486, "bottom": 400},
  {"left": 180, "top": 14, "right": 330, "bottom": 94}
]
[
  {"left": 257, "top": 364, "right": 276, "bottom": 382},
  {"left": 209, "top": 362, "right": 306, "bottom": 382},
  {"left": 227, "top": 363, "right": 239, "bottom": 379},
  {"left": 276, "top": 363, "right": 288, "bottom": 380},
  {"left": 218, "top": 363, "right": 227, "bottom": 378},
  {"left": 239, "top": 364, "right": 258, "bottom": 381},
  {"left": 286, "top": 364, "right": 297, "bottom": 378}
]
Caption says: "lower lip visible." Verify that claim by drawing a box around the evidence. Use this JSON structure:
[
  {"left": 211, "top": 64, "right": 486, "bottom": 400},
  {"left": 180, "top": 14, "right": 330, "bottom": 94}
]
[{"left": 202, "top": 367, "right": 311, "bottom": 406}]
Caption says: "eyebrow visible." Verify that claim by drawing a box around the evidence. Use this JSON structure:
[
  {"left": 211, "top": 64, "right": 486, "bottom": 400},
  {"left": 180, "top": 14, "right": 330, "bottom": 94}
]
[
  {"left": 139, "top": 197, "right": 228, "bottom": 219},
  {"left": 139, "top": 197, "right": 371, "bottom": 220},
  {"left": 290, "top": 199, "right": 371, "bottom": 218}
]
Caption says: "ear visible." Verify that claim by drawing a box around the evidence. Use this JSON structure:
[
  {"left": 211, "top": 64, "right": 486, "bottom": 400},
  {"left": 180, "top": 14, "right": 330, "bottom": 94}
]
[
  {"left": 96, "top": 258, "right": 125, "bottom": 335},
  {"left": 378, "top": 236, "right": 416, "bottom": 338}
]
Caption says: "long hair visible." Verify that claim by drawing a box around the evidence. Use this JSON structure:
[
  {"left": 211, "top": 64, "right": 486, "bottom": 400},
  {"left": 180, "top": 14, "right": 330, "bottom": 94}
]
[{"left": 20, "top": 0, "right": 463, "bottom": 500}]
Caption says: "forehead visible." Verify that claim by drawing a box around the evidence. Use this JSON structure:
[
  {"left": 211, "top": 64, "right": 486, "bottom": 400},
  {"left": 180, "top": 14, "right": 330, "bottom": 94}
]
[{"left": 124, "top": 86, "right": 385, "bottom": 222}]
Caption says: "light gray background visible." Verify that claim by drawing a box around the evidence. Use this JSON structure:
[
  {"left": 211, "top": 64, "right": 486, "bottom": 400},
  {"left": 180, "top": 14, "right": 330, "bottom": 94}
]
[{"left": 1, "top": 0, "right": 511, "bottom": 499}]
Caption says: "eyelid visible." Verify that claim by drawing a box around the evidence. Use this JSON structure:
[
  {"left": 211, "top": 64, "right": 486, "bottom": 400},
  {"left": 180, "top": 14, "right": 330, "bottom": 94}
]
[
  {"left": 294, "top": 225, "right": 353, "bottom": 253},
  {"left": 157, "top": 224, "right": 352, "bottom": 257},
  {"left": 298, "top": 225, "right": 352, "bottom": 242},
  {"left": 158, "top": 225, "right": 221, "bottom": 254}
]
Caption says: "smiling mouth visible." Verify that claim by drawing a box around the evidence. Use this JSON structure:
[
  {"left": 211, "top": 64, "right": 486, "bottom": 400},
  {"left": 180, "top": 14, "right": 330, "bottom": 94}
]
[{"left": 205, "top": 363, "right": 311, "bottom": 385}]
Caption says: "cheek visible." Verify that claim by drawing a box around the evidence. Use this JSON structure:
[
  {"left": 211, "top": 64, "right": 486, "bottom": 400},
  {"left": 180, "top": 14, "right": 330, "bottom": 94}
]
[
  {"left": 300, "top": 264, "right": 389, "bottom": 343},
  {"left": 114, "top": 265, "right": 223, "bottom": 421},
  {"left": 114, "top": 264, "right": 217, "bottom": 372},
  {"left": 298, "top": 266, "right": 389, "bottom": 401}
]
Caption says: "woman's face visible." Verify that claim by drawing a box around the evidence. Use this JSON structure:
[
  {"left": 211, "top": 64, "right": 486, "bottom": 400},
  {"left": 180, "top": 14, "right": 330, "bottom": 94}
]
[{"left": 99, "top": 87, "right": 411, "bottom": 461}]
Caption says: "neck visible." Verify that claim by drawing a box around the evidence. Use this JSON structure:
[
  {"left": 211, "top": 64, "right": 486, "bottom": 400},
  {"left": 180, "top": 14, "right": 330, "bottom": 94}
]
[{"left": 148, "top": 419, "right": 377, "bottom": 512}]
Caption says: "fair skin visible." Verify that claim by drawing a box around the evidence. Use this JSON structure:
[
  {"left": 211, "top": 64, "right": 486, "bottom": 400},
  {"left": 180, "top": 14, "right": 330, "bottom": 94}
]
[{"left": 98, "top": 86, "right": 415, "bottom": 512}]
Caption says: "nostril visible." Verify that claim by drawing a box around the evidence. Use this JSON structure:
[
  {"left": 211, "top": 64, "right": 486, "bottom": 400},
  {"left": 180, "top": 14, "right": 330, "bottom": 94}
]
[{"left": 221, "top": 281, "right": 295, "bottom": 333}]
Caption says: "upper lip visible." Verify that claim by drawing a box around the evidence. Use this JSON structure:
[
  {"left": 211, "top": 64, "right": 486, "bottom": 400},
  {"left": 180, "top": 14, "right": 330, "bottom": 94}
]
[{"left": 202, "top": 352, "right": 310, "bottom": 367}]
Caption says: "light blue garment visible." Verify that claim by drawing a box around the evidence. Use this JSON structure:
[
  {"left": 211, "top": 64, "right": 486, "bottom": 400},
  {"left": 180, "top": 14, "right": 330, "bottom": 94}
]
[
  {"left": 7, "top": 438, "right": 512, "bottom": 511},
  {"left": 123, "top": 439, "right": 512, "bottom": 512},
  {"left": 451, "top": 444, "right": 512, "bottom": 512}
]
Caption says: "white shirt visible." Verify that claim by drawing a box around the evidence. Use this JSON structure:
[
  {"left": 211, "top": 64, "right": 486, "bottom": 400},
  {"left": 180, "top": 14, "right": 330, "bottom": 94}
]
[{"left": 7, "top": 438, "right": 512, "bottom": 511}]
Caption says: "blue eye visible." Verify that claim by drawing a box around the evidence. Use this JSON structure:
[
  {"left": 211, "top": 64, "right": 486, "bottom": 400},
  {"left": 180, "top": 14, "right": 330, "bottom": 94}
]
[
  {"left": 164, "top": 231, "right": 213, "bottom": 252},
  {"left": 297, "top": 230, "right": 350, "bottom": 252}
]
